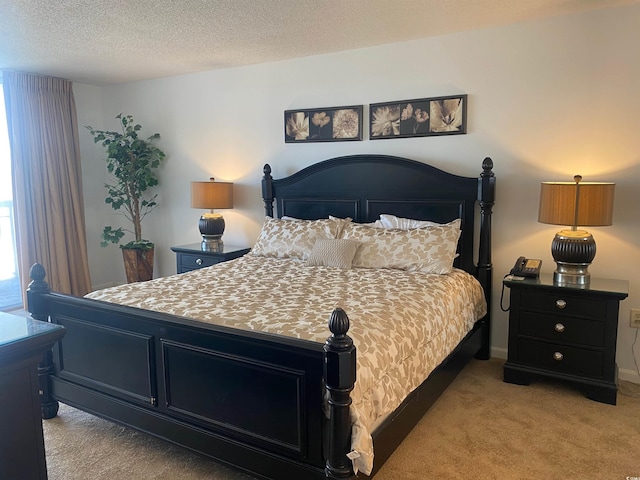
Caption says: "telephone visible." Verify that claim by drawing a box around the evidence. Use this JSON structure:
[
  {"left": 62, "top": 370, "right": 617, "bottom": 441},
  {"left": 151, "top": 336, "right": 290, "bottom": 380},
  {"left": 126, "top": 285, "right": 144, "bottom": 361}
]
[{"left": 510, "top": 256, "right": 542, "bottom": 278}]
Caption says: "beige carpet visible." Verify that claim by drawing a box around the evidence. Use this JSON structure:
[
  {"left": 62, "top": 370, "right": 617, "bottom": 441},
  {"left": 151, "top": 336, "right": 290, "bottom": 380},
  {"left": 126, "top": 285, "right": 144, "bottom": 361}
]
[{"left": 43, "top": 358, "right": 640, "bottom": 479}]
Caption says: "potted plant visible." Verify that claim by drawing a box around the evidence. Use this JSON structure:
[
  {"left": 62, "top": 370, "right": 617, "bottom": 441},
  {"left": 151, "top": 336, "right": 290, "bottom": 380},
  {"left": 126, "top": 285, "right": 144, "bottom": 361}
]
[{"left": 87, "top": 114, "right": 166, "bottom": 283}]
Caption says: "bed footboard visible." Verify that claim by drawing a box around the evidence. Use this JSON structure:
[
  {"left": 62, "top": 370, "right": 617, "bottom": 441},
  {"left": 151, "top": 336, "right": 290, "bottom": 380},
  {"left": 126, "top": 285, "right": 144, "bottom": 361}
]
[{"left": 28, "top": 265, "right": 358, "bottom": 480}]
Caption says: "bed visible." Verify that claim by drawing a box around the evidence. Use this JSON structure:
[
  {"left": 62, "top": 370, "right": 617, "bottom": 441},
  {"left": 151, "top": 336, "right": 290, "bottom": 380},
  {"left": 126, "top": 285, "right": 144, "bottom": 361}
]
[{"left": 28, "top": 154, "right": 495, "bottom": 479}]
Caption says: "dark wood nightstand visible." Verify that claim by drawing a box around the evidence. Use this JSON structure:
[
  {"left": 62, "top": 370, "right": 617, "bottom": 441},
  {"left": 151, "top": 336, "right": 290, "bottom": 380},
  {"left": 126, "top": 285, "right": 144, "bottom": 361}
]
[
  {"left": 170, "top": 243, "right": 251, "bottom": 274},
  {"left": 0, "top": 312, "right": 66, "bottom": 480},
  {"left": 503, "top": 274, "right": 628, "bottom": 405}
]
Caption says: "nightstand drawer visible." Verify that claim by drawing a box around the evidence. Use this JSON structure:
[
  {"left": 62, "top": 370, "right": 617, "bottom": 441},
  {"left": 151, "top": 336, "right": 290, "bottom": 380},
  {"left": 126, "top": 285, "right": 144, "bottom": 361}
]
[
  {"left": 519, "top": 312, "right": 605, "bottom": 347},
  {"left": 517, "top": 339, "right": 604, "bottom": 378},
  {"left": 179, "top": 253, "right": 220, "bottom": 270},
  {"left": 171, "top": 244, "right": 251, "bottom": 274},
  {"left": 519, "top": 291, "right": 606, "bottom": 319}
]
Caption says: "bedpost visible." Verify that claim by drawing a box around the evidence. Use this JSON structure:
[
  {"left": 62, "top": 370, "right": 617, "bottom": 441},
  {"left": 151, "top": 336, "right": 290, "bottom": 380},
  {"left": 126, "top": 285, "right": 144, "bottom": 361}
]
[
  {"left": 27, "top": 263, "right": 49, "bottom": 322},
  {"left": 262, "top": 164, "right": 274, "bottom": 217},
  {"left": 27, "top": 263, "right": 60, "bottom": 419},
  {"left": 324, "top": 308, "right": 357, "bottom": 480},
  {"left": 476, "top": 157, "right": 495, "bottom": 360}
]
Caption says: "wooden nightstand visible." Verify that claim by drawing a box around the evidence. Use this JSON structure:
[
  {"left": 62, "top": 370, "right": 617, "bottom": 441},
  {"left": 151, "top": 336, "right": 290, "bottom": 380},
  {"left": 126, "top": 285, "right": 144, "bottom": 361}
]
[
  {"left": 170, "top": 243, "right": 251, "bottom": 274},
  {"left": 503, "top": 274, "right": 628, "bottom": 405},
  {"left": 0, "top": 312, "right": 66, "bottom": 480}
]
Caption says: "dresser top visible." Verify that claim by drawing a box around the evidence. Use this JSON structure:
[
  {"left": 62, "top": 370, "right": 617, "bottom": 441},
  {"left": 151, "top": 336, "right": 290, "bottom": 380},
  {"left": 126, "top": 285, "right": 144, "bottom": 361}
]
[
  {"left": 171, "top": 243, "right": 250, "bottom": 254},
  {"left": 0, "top": 311, "right": 65, "bottom": 349},
  {"left": 504, "top": 273, "right": 628, "bottom": 298}
]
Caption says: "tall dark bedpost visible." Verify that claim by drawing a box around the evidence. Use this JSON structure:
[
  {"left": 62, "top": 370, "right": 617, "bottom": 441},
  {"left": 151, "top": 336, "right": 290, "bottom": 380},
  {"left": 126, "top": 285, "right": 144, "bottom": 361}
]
[
  {"left": 27, "top": 263, "right": 59, "bottom": 419},
  {"left": 476, "top": 157, "right": 495, "bottom": 360},
  {"left": 262, "top": 164, "right": 274, "bottom": 217},
  {"left": 324, "top": 308, "right": 357, "bottom": 480}
]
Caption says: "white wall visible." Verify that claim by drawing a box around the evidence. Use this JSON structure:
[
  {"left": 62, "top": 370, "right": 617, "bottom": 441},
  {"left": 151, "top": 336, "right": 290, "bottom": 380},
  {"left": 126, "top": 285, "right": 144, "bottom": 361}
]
[{"left": 74, "top": 3, "right": 640, "bottom": 381}]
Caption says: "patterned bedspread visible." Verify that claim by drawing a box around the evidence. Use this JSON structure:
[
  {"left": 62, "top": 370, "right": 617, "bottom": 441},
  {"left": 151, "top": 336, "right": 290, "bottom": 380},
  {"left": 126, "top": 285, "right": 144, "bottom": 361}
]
[{"left": 87, "top": 255, "right": 486, "bottom": 474}]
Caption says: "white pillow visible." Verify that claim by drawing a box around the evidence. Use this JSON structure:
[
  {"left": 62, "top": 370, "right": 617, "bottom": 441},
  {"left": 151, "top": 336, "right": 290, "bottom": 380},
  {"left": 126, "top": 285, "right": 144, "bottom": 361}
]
[
  {"left": 250, "top": 217, "right": 343, "bottom": 260},
  {"left": 339, "top": 221, "right": 461, "bottom": 273},
  {"left": 361, "top": 220, "right": 384, "bottom": 228},
  {"left": 329, "top": 215, "right": 384, "bottom": 228},
  {"left": 379, "top": 214, "right": 461, "bottom": 230},
  {"left": 306, "top": 239, "right": 360, "bottom": 269}
]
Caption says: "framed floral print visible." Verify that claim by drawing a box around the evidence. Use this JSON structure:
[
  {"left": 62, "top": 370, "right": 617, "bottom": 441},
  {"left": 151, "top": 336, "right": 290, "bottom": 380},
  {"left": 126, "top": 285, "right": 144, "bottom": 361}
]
[
  {"left": 284, "top": 105, "right": 363, "bottom": 143},
  {"left": 369, "top": 94, "right": 467, "bottom": 140}
]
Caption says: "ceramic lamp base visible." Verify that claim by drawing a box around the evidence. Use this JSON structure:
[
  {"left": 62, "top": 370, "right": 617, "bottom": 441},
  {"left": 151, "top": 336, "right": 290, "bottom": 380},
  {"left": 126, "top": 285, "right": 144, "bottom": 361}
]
[
  {"left": 199, "top": 214, "right": 225, "bottom": 252},
  {"left": 551, "top": 229, "right": 596, "bottom": 286}
]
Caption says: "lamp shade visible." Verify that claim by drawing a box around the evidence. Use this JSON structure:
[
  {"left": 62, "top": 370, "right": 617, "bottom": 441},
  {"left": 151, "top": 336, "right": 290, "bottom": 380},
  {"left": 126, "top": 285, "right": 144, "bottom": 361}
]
[
  {"left": 538, "top": 181, "right": 615, "bottom": 227},
  {"left": 191, "top": 179, "right": 233, "bottom": 210},
  {"left": 538, "top": 176, "right": 615, "bottom": 286}
]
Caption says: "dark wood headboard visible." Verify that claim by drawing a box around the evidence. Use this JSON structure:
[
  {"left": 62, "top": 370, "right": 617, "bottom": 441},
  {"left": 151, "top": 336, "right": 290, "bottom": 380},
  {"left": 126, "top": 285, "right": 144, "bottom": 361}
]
[{"left": 261, "top": 154, "right": 495, "bottom": 281}]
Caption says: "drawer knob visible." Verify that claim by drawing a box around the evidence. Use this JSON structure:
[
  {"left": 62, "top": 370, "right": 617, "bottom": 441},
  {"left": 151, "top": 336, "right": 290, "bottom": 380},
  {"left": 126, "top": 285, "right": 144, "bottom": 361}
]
[
  {"left": 553, "top": 351, "right": 564, "bottom": 361},
  {"left": 555, "top": 299, "right": 567, "bottom": 309},
  {"left": 195, "top": 258, "right": 203, "bottom": 266},
  {"left": 554, "top": 323, "right": 565, "bottom": 333}
]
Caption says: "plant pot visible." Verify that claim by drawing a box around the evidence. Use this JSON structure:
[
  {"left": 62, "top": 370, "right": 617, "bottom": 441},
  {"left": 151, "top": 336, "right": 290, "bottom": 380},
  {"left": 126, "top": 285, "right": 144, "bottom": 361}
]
[{"left": 122, "top": 247, "right": 154, "bottom": 283}]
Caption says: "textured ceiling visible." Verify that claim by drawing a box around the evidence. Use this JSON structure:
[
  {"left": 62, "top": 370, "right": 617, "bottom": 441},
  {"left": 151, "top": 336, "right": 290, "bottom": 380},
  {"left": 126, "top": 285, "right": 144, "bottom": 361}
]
[{"left": 0, "top": 0, "right": 636, "bottom": 85}]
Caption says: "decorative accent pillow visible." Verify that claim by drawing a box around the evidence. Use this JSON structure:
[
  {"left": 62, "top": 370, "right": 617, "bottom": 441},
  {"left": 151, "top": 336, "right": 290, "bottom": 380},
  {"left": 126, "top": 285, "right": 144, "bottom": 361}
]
[
  {"left": 306, "top": 239, "right": 360, "bottom": 269},
  {"left": 339, "top": 221, "right": 461, "bottom": 273},
  {"left": 379, "top": 214, "right": 461, "bottom": 230},
  {"left": 250, "top": 217, "right": 342, "bottom": 260}
]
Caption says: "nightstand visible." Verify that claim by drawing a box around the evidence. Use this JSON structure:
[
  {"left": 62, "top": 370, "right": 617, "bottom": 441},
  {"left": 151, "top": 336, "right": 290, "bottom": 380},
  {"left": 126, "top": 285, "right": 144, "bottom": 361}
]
[
  {"left": 503, "top": 274, "right": 628, "bottom": 405},
  {"left": 0, "top": 312, "right": 66, "bottom": 480},
  {"left": 170, "top": 243, "right": 251, "bottom": 274}
]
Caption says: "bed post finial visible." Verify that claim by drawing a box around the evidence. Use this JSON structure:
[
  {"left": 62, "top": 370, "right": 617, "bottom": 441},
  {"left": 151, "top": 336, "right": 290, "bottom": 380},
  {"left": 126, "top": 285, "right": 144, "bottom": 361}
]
[
  {"left": 28, "top": 263, "right": 50, "bottom": 322},
  {"left": 27, "top": 263, "right": 60, "bottom": 419},
  {"left": 262, "top": 164, "right": 274, "bottom": 217},
  {"left": 324, "top": 308, "right": 356, "bottom": 479},
  {"left": 482, "top": 156, "right": 494, "bottom": 174},
  {"left": 477, "top": 157, "right": 495, "bottom": 360}
]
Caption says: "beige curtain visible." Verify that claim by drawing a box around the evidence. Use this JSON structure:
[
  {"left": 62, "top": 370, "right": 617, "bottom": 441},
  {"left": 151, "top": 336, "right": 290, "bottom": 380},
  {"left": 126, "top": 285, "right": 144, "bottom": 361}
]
[{"left": 3, "top": 71, "right": 91, "bottom": 302}]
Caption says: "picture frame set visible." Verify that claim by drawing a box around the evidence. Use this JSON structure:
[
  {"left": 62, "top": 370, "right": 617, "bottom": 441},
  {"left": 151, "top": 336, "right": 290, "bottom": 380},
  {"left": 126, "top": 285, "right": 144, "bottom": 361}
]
[
  {"left": 284, "top": 105, "right": 363, "bottom": 143},
  {"left": 370, "top": 94, "right": 467, "bottom": 140},
  {"left": 284, "top": 94, "right": 467, "bottom": 143}
]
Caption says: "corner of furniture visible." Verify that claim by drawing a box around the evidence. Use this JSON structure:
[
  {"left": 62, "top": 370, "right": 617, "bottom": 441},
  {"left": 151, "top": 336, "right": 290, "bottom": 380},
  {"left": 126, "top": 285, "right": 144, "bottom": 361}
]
[{"left": 0, "top": 311, "right": 66, "bottom": 480}]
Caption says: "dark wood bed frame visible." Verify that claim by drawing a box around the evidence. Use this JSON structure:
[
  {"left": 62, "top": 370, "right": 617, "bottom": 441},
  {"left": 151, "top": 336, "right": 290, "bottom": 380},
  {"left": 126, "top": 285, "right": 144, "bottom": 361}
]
[{"left": 28, "top": 154, "right": 495, "bottom": 479}]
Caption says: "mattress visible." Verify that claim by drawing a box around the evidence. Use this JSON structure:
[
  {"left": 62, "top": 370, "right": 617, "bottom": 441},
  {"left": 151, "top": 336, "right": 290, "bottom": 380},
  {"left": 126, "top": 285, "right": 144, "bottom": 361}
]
[{"left": 87, "top": 255, "right": 486, "bottom": 474}]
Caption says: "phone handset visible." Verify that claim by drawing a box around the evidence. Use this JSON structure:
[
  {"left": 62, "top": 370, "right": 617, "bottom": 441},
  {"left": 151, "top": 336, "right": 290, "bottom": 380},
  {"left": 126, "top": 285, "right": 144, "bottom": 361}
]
[
  {"left": 510, "top": 256, "right": 541, "bottom": 278},
  {"left": 502, "top": 257, "right": 543, "bottom": 311}
]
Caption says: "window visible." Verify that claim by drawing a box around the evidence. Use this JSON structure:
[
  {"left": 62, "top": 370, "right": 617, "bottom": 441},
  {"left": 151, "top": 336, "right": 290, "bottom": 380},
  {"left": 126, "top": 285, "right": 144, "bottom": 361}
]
[{"left": 0, "top": 83, "right": 22, "bottom": 310}]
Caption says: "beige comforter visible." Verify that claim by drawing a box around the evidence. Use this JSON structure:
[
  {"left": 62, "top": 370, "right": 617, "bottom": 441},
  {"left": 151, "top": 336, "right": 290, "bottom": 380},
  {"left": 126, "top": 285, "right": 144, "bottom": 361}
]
[{"left": 87, "top": 255, "right": 486, "bottom": 474}]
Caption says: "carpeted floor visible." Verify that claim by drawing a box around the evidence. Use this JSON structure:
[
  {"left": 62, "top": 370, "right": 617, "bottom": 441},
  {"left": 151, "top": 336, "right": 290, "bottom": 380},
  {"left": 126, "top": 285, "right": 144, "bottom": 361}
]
[{"left": 42, "top": 358, "right": 640, "bottom": 479}]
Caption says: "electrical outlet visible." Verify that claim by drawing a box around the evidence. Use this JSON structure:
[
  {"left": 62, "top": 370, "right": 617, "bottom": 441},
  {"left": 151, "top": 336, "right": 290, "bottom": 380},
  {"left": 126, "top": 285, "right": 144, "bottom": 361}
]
[{"left": 630, "top": 309, "right": 640, "bottom": 328}]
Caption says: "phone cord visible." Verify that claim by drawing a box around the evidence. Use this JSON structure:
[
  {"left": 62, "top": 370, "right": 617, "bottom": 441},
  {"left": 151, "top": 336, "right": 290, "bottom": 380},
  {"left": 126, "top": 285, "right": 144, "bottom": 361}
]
[{"left": 500, "top": 275, "right": 510, "bottom": 312}]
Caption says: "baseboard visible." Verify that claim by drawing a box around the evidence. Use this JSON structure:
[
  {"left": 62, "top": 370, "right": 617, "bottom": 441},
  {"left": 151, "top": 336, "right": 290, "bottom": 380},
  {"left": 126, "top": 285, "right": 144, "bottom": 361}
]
[
  {"left": 618, "top": 367, "right": 640, "bottom": 384},
  {"left": 491, "top": 346, "right": 507, "bottom": 360}
]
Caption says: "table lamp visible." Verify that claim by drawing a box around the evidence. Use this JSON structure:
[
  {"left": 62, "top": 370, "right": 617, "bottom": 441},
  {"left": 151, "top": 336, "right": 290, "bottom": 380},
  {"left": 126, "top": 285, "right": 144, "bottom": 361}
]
[
  {"left": 538, "top": 175, "right": 614, "bottom": 286},
  {"left": 191, "top": 178, "right": 233, "bottom": 251}
]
